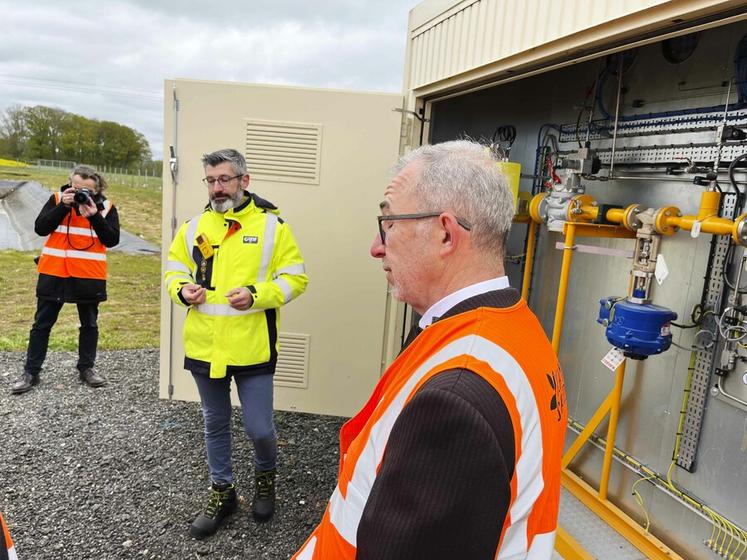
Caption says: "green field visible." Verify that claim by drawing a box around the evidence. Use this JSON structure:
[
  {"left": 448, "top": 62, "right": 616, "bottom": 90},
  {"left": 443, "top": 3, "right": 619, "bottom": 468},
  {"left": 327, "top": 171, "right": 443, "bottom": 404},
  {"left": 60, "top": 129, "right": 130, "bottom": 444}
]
[{"left": 0, "top": 165, "right": 163, "bottom": 352}]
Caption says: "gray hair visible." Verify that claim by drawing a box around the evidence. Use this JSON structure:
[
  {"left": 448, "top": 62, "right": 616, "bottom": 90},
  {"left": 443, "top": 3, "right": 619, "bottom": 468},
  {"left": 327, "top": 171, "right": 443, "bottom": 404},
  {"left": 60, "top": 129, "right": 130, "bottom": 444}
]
[
  {"left": 69, "top": 164, "right": 107, "bottom": 192},
  {"left": 393, "top": 140, "right": 514, "bottom": 256},
  {"left": 201, "top": 148, "right": 247, "bottom": 175}
]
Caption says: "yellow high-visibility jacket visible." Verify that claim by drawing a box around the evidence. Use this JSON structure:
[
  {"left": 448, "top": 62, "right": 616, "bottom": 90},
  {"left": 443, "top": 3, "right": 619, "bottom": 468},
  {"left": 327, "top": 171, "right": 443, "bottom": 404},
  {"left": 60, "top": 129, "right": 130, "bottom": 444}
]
[{"left": 164, "top": 193, "right": 308, "bottom": 378}]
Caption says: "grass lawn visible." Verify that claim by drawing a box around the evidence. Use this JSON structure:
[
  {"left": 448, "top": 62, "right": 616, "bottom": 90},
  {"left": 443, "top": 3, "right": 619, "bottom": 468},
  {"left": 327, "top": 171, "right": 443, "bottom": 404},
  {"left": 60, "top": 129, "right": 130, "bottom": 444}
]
[
  {"left": 0, "top": 251, "right": 162, "bottom": 352},
  {"left": 0, "top": 164, "right": 163, "bottom": 351}
]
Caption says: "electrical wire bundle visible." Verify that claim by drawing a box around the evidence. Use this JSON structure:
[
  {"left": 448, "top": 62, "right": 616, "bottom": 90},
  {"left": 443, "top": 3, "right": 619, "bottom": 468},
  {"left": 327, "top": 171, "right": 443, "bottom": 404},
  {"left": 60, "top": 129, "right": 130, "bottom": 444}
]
[{"left": 489, "top": 124, "right": 517, "bottom": 159}]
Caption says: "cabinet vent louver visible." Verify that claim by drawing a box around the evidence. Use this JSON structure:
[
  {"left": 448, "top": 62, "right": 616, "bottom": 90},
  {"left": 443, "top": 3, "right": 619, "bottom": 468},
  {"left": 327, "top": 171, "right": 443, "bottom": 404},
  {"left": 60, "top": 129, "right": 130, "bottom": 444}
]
[
  {"left": 274, "top": 332, "right": 310, "bottom": 388},
  {"left": 244, "top": 119, "right": 322, "bottom": 185}
]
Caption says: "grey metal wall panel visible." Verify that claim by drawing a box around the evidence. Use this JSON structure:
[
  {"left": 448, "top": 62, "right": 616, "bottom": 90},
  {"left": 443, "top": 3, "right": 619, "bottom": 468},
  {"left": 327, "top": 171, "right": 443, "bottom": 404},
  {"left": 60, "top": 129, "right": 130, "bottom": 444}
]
[{"left": 425, "top": 21, "right": 747, "bottom": 556}]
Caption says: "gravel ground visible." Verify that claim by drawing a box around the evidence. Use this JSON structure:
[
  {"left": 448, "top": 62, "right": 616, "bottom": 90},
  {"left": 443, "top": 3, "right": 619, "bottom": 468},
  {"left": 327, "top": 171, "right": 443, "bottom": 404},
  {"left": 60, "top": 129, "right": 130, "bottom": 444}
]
[{"left": 1, "top": 349, "right": 346, "bottom": 559}]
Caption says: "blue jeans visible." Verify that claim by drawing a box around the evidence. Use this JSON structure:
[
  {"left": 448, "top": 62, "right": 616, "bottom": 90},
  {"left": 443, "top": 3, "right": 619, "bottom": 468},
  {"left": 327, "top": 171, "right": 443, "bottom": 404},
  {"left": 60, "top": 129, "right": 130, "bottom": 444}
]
[{"left": 191, "top": 372, "right": 277, "bottom": 485}]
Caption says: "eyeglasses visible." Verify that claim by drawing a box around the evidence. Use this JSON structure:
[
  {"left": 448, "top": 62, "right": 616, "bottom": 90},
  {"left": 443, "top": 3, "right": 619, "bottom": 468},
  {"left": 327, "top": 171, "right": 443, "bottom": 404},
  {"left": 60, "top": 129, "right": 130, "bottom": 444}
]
[
  {"left": 202, "top": 174, "right": 242, "bottom": 186},
  {"left": 377, "top": 212, "right": 471, "bottom": 244}
]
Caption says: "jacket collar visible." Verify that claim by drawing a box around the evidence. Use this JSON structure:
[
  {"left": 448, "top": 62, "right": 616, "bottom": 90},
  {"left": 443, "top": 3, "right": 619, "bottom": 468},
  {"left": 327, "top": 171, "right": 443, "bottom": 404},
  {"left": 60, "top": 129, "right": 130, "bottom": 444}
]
[
  {"left": 436, "top": 288, "right": 521, "bottom": 323},
  {"left": 204, "top": 191, "right": 278, "bottom": 217}
]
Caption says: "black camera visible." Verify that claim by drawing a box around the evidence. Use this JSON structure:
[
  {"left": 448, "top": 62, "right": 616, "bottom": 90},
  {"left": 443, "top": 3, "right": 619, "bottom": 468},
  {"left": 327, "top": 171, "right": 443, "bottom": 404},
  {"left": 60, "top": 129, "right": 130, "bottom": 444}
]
[{"left": 73, "top": 188, "right": 93, "bottom": 205}]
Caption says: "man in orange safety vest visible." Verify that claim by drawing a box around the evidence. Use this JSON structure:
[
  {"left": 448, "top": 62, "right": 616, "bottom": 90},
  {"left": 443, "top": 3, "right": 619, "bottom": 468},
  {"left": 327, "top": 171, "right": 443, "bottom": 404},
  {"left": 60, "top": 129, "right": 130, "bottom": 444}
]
[
  {"left": 293, "top": 140, "right": 567, "bottom": 560},
  {"left": 10, "top": 165, "right": 119, "bottom": 394}
]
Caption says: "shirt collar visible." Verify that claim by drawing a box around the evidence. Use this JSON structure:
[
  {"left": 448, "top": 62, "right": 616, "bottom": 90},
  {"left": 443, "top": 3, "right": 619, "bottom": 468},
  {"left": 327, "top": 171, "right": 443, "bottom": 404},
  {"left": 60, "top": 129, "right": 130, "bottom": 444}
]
[{"left": 418, "top": 276, "right": 510, "bottom": 329}]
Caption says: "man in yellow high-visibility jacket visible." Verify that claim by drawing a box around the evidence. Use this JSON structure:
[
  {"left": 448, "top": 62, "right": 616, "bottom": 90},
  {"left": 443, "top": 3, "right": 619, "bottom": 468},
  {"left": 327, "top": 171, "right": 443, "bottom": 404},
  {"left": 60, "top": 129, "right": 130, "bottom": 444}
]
[{"left": 164, "top": 148, "right": 308, "bottom": 539}]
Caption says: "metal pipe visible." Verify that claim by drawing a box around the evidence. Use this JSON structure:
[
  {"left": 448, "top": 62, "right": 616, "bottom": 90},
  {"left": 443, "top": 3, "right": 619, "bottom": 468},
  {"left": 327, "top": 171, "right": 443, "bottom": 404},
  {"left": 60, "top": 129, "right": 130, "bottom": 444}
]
[
  {"left": 714, "top": 379, "right": 747, "bottom": 408},
  {"left": 713, "top": 78, "right": 734, "bottom": 173},
  {"left": 597, "top": 173, "right": 747, "bottom": 185},
  {"left": 599, "top": 359, "right": 627, "bottom": 500},
  {"left": 666, "top": 215, "right": 734, "bottom": 236},
  {"left": 608, "top": 55, "right": 624, "bottom": 179},
  {"left": 607, "top": 175, "right": 698, "bottom": 183},
  {"left": 551, "top": 223, "right": 577, "bottom": 352},
  {"left": 521, "top": 220, "right": 537, "bottom": 301}
]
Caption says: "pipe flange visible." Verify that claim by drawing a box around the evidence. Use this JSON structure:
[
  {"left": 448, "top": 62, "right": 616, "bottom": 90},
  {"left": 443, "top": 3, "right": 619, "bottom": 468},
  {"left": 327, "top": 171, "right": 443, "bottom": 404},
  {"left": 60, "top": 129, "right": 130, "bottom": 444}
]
[
  {"left": 654, "top": 206, "right": 681, "bottom": 235},
  {"left": 566, "top": 194, "right": 596, "bottom": 222},
  {"left": 623, "top": 204, "right": 645, "bottom": 231},
  {"left": 733, "top": 213, "right": 747, "bottom": 246},
  {"left": 529, "top": 193, "right": 547, "bottom": 223}
]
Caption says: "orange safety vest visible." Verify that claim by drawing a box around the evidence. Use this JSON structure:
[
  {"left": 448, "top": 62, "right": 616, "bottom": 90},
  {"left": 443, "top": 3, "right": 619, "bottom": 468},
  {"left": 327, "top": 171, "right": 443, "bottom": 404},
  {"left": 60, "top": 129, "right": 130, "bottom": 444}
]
[
  {"left": 1, "top": 512, "right": 18, "bottom": 560},
  {"left": 293, "top": 301, "right": 567, "bottom": 560},
  {"left": 36, "top": 192, "right": 111, "bottom": 280}
]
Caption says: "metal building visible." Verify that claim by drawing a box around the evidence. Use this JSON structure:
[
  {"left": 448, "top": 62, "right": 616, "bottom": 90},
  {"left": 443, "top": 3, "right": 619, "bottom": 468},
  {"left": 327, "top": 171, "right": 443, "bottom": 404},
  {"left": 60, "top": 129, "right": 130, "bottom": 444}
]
[{"left": 161, "top": 1, "right": 747, "bottom": 557}]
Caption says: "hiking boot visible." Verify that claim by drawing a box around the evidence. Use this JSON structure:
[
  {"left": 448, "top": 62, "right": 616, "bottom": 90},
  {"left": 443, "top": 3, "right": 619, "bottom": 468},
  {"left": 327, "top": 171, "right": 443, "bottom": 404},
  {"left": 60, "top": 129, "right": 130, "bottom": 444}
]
[
  {"left": 10, "top": 372, "right": 39, "bottom": 395},
  {"left": 79, "top": 368, "right": 106, "bottom": 388},
  {"left": 189, "top": 482, "right": 237, "bottom": 539},
  {"left": 252, "top": 469, "right": 276, "bottom": 522}
]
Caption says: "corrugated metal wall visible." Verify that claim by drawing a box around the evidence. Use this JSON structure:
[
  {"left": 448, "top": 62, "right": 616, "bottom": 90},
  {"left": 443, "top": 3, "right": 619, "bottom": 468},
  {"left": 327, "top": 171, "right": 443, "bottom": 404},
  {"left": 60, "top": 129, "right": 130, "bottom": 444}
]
[{"left": 406, "top": 0, "right": 737, "bottom": 91}]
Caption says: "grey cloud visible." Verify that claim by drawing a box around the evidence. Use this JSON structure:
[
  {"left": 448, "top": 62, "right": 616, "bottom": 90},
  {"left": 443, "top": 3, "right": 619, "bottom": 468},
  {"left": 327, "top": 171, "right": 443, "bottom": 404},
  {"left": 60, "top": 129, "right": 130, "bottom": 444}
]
[{"left": 0, "top": 0, "right": 419, "bottom": 159}]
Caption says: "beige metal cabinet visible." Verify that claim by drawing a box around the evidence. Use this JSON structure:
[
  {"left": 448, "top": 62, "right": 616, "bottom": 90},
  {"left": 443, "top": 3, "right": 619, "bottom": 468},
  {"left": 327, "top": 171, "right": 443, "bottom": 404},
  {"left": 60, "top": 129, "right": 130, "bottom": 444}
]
[{"left": 160, "top": 79, "right": 403, "bottom": 417}]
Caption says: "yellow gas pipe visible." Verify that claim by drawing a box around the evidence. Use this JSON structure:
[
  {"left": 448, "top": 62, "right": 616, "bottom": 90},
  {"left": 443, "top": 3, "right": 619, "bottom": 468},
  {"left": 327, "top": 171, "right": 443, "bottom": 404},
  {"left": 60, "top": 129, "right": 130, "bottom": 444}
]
[
  {"left": 599, "top": 359, "right": 626, "bottom": 500},
  {"left": 521, "top": 220, "right": 537, "bottom": 301},
  {"left": 572, "top": 190, "right": 747, "bottom": 242},
  {"left": 525, "top": 189, "right": 747, "bottom": 560},
  {"left": 551, "top": 223, "right": 577, "bottom": 353}
]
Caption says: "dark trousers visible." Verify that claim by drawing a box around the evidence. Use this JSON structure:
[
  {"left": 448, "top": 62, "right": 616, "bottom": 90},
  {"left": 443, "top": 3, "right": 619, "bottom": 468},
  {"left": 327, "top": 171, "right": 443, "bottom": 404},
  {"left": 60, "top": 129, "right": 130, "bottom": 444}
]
[{"left": 24, "top": 299, "right": 99, "bottom": 375}]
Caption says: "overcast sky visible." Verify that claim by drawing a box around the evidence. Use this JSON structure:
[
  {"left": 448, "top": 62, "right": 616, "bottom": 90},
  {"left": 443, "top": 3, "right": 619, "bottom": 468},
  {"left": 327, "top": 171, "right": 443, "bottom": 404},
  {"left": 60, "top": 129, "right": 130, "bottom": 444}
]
[{"left": 0, "top": 0, "right": 420, "bottom": 160}]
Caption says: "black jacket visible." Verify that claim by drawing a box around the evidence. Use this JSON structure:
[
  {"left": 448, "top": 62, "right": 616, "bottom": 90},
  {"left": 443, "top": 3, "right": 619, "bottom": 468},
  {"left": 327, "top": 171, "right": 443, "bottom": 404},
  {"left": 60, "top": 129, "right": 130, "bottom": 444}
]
[{"left": 35, "top": 187, "right": 120, "bottom": 303}]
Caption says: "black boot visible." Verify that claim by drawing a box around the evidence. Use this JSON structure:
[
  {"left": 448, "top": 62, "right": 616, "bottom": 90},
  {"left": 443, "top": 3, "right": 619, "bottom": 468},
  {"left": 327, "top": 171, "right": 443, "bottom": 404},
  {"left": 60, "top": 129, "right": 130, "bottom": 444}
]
[
  {"left": 189, "top": 482, "right": 237, "bottom": 539},
  {"left": 252, "top": 469, "right": 276, "bottom": 522},
  {"left": 10, "top": 372, "right": 39, "bottom": 395},
  {"left": 79, "top": 368, "right": 106, "bottom": 388}
]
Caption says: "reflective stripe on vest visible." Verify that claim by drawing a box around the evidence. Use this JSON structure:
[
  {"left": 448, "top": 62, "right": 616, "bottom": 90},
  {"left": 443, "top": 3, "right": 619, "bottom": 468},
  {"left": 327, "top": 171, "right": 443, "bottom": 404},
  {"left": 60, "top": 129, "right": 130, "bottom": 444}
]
[
  {"left": 55, "top": 225, "right": 98, "bottom": 237},
  {"left": 257, "top": 214, "right": 278, "bottom": 281},
  {"left": 185, "top": 213, "right": 202, "bottom": 268},
  {"left": 37, "top": 192, "right": 108, "bottom": 280},
  {"left": 294, "top": 304, "right": 565, "bottom": 560},
  {"left": 194, "top": 303, "right": 263, "bottom": 316},
  {"left": 40, "top": 247, "right": 106, "bottom": 261}
]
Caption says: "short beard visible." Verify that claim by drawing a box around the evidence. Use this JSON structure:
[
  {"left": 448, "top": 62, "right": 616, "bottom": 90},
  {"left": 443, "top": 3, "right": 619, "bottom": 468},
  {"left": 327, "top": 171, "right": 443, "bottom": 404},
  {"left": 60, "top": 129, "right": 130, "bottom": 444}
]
[{"left": 210, "top": 190, "right": 244, "bottom": 213}]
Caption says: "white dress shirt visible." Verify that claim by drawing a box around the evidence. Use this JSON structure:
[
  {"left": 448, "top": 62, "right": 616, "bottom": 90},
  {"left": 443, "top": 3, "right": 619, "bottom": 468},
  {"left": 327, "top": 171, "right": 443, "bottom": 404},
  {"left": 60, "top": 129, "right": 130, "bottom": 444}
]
[{"left": 418, "top": 276, "right": 511, "bottom": 329}]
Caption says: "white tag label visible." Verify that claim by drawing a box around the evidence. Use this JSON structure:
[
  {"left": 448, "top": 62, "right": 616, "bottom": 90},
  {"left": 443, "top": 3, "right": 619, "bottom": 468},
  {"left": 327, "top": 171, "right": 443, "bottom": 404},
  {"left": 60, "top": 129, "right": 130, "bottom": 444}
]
[
  {"left": 601, "top": 347, "right": 625, "bottom": 371},
  {"left": 655, "top": 254, "right": 669, "bottom": 285},
  {"left": 691, "top": 221, "right": 701, "bottom": 238}
]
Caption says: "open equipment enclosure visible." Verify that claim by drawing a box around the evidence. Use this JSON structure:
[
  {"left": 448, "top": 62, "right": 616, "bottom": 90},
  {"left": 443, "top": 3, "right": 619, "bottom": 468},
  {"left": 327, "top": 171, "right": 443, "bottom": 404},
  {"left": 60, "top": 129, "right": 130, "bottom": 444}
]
[{"left": 161, "top": 1, "right": 747, "bottom": 558}]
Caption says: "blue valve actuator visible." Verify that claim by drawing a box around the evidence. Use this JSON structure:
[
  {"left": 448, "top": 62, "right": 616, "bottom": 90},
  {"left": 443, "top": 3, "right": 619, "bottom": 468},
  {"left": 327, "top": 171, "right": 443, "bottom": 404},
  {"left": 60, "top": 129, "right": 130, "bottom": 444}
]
[{"left": 597, "top": 297, "right": 678, "bottom": 360}]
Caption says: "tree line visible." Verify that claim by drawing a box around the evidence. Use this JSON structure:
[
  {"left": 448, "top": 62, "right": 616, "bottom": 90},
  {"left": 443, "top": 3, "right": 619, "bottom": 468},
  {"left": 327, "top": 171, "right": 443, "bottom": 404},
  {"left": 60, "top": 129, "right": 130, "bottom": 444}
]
[{"left": 0, "top": 104, "right": 159, "bottom": 173}]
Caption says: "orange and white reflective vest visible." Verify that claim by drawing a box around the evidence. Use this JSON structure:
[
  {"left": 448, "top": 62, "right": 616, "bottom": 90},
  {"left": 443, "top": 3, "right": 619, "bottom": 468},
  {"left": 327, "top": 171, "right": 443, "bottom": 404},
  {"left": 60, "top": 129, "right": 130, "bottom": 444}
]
[
  {"left": 293, "top": 301, "right": 567, "bottom": 560},
  {"left": 1, "top": 512, "right": 18, "bottom": 560},
  {"left": 36, "top": 192, "right": 111, "bottom": 280}
]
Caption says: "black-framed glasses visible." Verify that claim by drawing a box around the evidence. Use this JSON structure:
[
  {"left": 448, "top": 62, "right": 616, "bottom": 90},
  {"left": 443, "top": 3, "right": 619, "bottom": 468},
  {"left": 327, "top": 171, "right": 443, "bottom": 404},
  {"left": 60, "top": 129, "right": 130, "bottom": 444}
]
[
  {"left": 377, "top": 212, "right": 471, "bottom": 244},
  {"left": 202, "top": 174, "right": 242, "bottom": 186}
]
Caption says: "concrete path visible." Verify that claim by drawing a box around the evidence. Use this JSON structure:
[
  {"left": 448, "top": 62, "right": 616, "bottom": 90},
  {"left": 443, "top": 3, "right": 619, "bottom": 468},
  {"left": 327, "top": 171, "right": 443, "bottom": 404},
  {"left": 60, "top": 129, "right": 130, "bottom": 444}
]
[{"left": 0, "top": 180, "right": 160, "bottom": 255}]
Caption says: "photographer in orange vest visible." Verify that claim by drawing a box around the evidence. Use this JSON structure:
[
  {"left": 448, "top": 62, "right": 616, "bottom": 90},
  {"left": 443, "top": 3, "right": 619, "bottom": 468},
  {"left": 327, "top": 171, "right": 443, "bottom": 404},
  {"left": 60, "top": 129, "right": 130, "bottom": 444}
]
[
  {"left": 293, "top": 140, "right": 567, "bottom": 560},
  {"left": 10, "top": 165, "right": 120, "bottom": 394}
]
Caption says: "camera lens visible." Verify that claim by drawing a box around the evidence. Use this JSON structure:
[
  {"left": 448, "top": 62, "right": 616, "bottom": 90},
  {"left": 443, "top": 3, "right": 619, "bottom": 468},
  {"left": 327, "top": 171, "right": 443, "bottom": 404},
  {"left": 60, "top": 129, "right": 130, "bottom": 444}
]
[{"left": 73, "top": 189, "right": 91, "bottom": 205}]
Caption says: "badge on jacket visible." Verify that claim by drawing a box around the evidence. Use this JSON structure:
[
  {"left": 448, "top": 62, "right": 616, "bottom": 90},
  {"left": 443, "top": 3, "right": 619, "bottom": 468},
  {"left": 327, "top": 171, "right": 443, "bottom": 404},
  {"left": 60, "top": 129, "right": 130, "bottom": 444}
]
[
  {"left": 243, "top": 236, "right": 258, "bottom": 244},
  {"left": 196, "top": 233, "right": 214, "bottom": 258}
]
